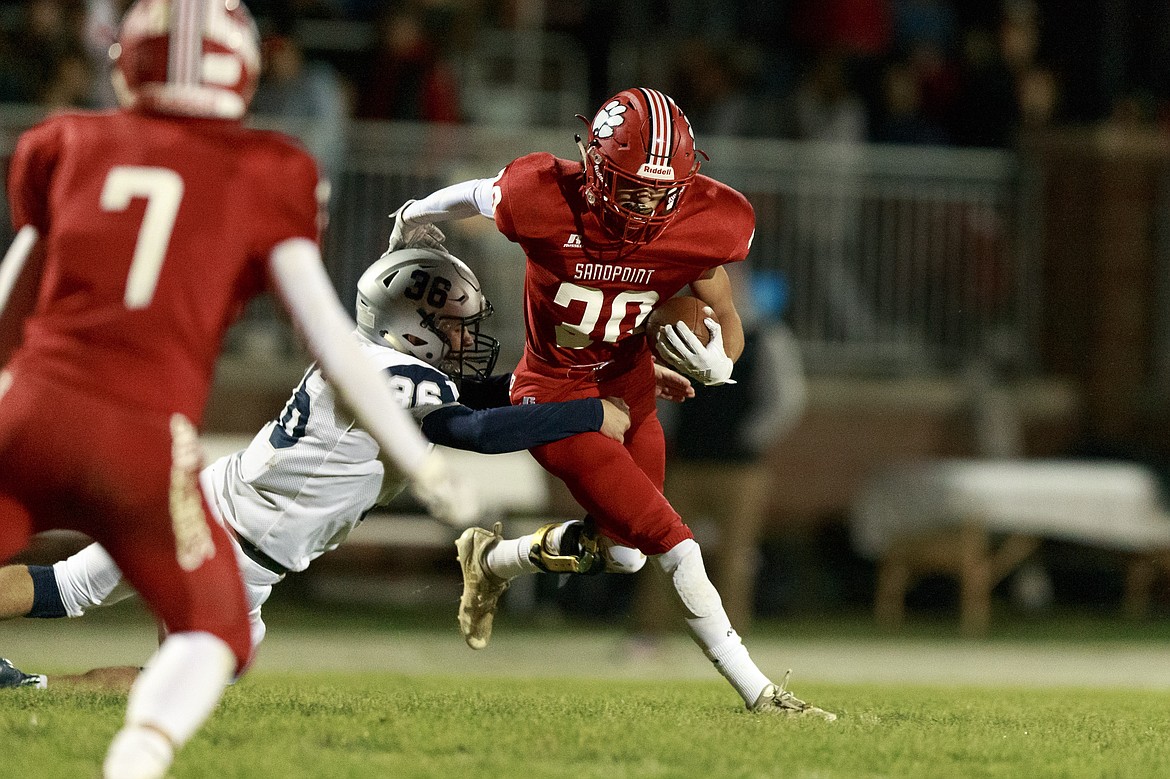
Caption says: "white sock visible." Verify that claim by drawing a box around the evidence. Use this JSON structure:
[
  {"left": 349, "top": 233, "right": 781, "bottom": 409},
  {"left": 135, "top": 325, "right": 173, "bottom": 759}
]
[
  {"left": 484, "top": 537, "right": 538, "bottom": 580},
  {"left": 103, "top": 726, "right": 173, "bottom": 779},
  {"left": 121, "top": 631, "right": 235, "bottom": 747},
  {"left": 655, "top": 539, "right": 771, "bottom": 705},
  {"left": 706, "top": 637, "right": 771, "bottom": 705},
  {"left": 484, "top": 520, "right": 576, "bottom": 580}
]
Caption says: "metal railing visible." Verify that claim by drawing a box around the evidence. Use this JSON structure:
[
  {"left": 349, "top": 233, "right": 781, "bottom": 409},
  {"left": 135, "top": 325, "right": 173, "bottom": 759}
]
[{"left": 0, "top": 108, "right": 1038, "bottom": 375}]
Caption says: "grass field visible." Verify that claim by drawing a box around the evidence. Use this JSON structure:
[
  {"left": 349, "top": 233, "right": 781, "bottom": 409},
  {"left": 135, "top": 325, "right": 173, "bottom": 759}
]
[
  {"left": 5, "top": 599, "right": 1170, "bottom": 777},
  {"left": 5, "top": 673, "right": 1170, "bottom": 778}
]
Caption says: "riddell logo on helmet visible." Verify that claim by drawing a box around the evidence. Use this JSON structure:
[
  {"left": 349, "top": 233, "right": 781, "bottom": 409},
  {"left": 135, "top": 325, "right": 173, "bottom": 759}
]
[{"left": 638, "top": 164, "right": 675, "bottom": 180}]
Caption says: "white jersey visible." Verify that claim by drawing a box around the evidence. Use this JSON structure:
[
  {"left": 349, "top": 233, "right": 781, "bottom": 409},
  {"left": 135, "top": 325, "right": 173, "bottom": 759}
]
[{"left": 205, "top": 331, "right": 458, "bottom": 572}]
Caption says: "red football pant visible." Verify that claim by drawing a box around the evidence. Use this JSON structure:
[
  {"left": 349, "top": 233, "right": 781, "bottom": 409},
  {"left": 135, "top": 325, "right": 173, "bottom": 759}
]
[
  {"left": 512, "top": 352, "right": 694, "bottom": 555},
  {"left": 0, "top": 371, "right": 253, "bottom": 672}
]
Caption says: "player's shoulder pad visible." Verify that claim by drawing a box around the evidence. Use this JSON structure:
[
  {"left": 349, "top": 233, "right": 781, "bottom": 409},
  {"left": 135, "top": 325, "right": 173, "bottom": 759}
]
[
  {"left": 497, "top": 152, "right": 577, "bottom": 241},
  {"left": 239, "top": 128, "right": 322, "bottom": 234},
  {"left": 244, "top": 127, "right": 320, "bottom": 180},
  {"left": 382, "top": 359, "right": 448, "bottom": 386},
  {"left": 8, "top": 112, "right": 92, "bottom": 227},
  {"left": 500, "top": 152, "right": 569, "bottom": 196},
  {"left": 695, "top": 174, "right": 754, "bottom": 221},
  {"left": 690, "top": 174, "right": 755, "bottom": 258},
  {"left": 506, "top": 151, "right": 560, "bottom": 175},
  {"left": 366, "top": 343, "right": 458, "bottom": 403},
  {"left": 13, "top": 109, "right": 79, "bottom": 155},
  {"left": 37, "top": 108, "right": 102, "bottom": 128}
]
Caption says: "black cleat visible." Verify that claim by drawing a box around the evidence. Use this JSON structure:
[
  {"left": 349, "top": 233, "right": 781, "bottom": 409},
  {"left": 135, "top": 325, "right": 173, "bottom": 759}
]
[{"left": 0, "top": 657, "right": 44, "bottom": 688}]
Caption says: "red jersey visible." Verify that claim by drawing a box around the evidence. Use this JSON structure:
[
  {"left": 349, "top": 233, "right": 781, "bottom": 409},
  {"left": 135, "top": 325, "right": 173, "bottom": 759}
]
[
  {"left": 492, "top": 153, "right": 754, "bottom": 372},
  {"left": 6, "top": 109, "right": 319, "bottom": 420}
]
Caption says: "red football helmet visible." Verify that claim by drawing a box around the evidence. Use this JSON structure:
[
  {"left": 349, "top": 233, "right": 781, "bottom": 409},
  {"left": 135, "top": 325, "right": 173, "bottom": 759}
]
[
  {"left": 110, "top": 0, "right": 261, "bottom": 119},
  {"left": 579, "top": 88, "right": 703, "bottom": 245}
]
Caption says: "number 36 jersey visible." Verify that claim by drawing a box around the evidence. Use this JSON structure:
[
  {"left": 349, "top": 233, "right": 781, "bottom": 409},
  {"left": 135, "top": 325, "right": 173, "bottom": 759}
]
[
  {"left": 206, "top": 332, "right": 458, "bottom": 573},
  {"left": 6, "top": 109, "right": 320, "bottom": 421}
]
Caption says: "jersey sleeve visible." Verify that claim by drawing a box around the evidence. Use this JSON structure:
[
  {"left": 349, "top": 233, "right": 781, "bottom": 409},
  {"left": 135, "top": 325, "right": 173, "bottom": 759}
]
[
  {"left": 7, "top": 118, "right": 63, "bottom": 233},
  {"left": 491, "top": 152, "right": 559, "bottom": 244}
]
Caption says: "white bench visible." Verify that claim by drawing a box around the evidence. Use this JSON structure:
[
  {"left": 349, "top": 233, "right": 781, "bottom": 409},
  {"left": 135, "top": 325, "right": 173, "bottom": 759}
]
[{"left": 850, "top": 459, "right": 1170, "bottom": 635}]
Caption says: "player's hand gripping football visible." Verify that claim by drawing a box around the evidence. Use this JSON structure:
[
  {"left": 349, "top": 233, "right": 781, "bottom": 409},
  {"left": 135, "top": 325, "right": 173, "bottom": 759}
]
[
  {"left": 387, "top": 200, "right": 446, "bottom": 252},
  {"left": 656, "top": 307, "right": 736, "bottom": 386},
  {"left": 409, "top": 449, "right": 481, "bottom": 529}
]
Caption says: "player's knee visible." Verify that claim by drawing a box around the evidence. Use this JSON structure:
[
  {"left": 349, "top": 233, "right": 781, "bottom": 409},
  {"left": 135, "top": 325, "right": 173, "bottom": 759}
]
[
  {"left": 184, "top": 609, "right": 254, "bottom": 675},
  {"left": 653, "top": 539, "right": 723, "bottom": 619},
  {"left": 602, "top": 544, "right": 646, "bottom": 573},
  {"left": 217, "top": 623, "right": 254, "bottom": 675},
  {"left": 623, "top": 517, "right": 694, "bottom": 557}
]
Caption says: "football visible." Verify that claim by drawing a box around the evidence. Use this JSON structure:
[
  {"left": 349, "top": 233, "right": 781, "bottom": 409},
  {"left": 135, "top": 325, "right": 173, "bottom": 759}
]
[{"left": 646, "top": 295, "right": 712, "bottom": 362}]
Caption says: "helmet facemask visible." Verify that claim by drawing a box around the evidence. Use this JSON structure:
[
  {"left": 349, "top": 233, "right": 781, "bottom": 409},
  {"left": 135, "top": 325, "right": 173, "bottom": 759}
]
[
  {"left": 580, "top": 139, "right": 693, "bottom": 245},
  {"left": 426, "top": 301, "right": 500, "bottom": 383}
]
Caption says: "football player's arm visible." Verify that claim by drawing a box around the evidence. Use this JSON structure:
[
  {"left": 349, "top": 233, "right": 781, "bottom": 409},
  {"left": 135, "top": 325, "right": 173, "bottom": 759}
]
[
  {"left": 268, "top": 237, "right": 477, "bottom": 527},
  {"left": 388, "top": 178, "right": 497, "bottom": 251},
  {"left": 0, "top": 226, "right": 44, "bottom": 366},
  {"left": 403, "top": 178, "right": 496, "bottom": 222},
  {"left": 419, "top": 397, "right": 624, "bottom": 454},
  {"left": 689, "top": 265, "right": 745, "bottom": 361}
]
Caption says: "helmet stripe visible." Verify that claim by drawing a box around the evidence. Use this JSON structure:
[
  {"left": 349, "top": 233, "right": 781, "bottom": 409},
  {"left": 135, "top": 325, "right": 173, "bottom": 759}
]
[
  {"left": 638, "top": 87, "right": 661, "bottom": 167},
  {"left": 638, "top": 88, "right": 673, "bottom": 167},
  {"left": 169, "top": 0, "right": 205, "bottom": 87},
  {"left": 636, "top": 87, "right": 655, "bottom": 166}
]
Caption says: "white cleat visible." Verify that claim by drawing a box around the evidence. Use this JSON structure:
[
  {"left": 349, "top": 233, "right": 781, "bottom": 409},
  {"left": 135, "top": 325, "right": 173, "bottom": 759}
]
[
  {"left": 749, "top": 670, "right": 837, "bottom": 721},
  {"left": 455, "top": 522, "right": 509, "bottom": 650}
]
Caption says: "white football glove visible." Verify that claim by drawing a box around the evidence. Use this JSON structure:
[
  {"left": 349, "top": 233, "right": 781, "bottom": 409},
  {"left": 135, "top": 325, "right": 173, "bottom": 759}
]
[
  {"left": 409, "top": 449, "right": 481, "bottom": 529},
  {"left": 387, "top": 200, "right": 446, "bottom": 252},
  {"left": 656, "top": 310, "right": 736, "bottom": 386}
]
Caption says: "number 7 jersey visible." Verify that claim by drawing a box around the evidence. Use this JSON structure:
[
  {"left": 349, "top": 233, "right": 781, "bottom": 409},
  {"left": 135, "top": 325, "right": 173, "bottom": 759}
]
[
  {"left": 491, "top": 152, "right": 754, "bottom": 372},
  {"left": 6, "top": 109, "right": 321, "bottom": 420}
]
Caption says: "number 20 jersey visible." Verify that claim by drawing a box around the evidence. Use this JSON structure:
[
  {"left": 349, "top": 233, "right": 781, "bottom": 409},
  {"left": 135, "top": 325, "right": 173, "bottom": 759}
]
[
  {"left": 6, "top": 109, "right": 320, "bottom": 421},
  {"left": 491, "top": 152, "right": 755, "bottom": 372}
]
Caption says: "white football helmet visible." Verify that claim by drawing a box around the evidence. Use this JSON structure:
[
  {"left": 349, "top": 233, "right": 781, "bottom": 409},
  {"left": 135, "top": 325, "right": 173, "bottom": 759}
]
[
  {"left": 356, "top": 247, "right": 499, "bottom": 382},
  {"left": 110, "top": 0, "right": 261, "bottom": 119}
]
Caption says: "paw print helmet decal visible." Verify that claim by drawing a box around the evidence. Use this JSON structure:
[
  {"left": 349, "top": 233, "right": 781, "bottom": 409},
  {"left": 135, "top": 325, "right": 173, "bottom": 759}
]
[{"left": 576, "top": 88, "right": 704, "bottom": 246}]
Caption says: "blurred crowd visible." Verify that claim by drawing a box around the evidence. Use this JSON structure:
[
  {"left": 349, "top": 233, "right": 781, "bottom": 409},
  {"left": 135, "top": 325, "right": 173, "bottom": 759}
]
[{"left": 1, "top": 0, "right": 1169, "bottom": 151}]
